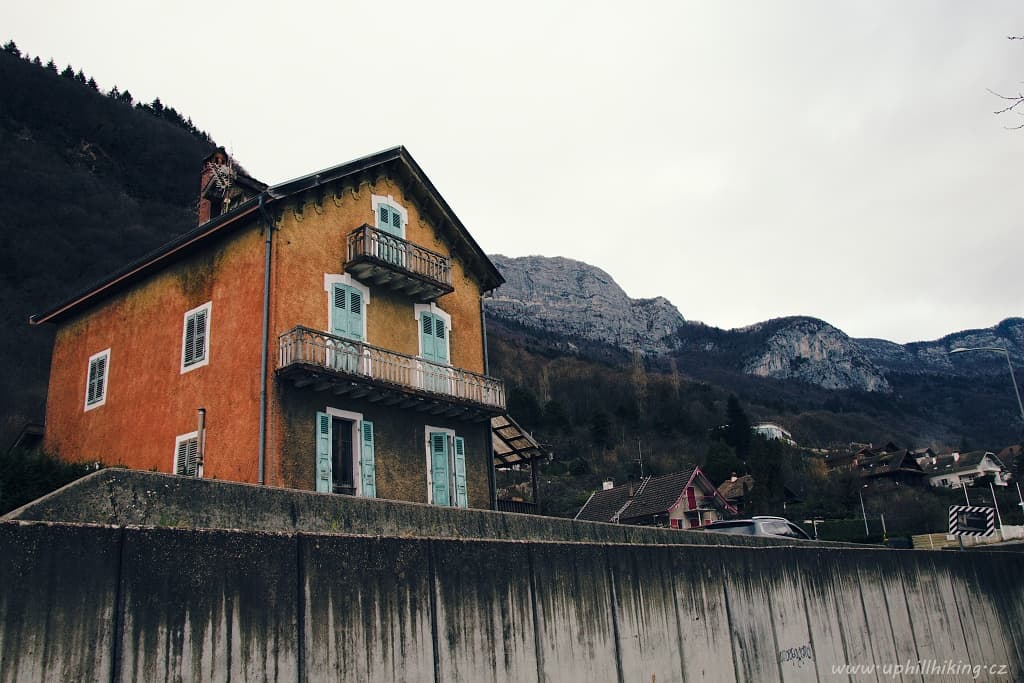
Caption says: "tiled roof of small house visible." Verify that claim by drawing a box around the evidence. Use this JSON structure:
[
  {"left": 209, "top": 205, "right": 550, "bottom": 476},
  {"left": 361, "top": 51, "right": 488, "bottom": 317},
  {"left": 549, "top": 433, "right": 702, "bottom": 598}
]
[
  {"left": 620, "top": 468, "right": 699, "bottom": 521},
  {"left": 717, "top": 474, "right": 753, "bottom": 501},
  {"left": 856, "top": 450, "right": 925, "bottom": 478}
]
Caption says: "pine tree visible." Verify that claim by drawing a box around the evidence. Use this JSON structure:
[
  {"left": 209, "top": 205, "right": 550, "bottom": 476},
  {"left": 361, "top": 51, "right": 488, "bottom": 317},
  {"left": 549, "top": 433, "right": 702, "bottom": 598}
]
[{"left": 2, "top": 40, "right": 20, "bottom": 57}]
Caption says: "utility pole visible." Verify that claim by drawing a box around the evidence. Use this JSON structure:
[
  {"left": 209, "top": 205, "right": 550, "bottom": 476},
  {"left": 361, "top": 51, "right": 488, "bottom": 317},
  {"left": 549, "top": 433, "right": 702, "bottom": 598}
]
[{"left": 859, "top": 488, "right": 869, "bottom": 536}]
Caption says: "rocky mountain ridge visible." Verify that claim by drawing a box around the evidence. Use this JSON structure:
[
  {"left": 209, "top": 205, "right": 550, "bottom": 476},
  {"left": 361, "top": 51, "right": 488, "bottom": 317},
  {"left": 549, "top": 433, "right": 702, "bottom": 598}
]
[
  {"left": 487, "top": 255, "right": 687, "bottom": 355},
  {"left": 485, "top": 254, "right": 1023, "bottom": 393}
]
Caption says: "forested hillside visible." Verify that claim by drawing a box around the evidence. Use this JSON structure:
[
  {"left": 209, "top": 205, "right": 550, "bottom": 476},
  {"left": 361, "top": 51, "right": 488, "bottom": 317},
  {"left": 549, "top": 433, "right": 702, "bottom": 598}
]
[{"left": 0, "top": 43, "right": 217, "bottom": 445}]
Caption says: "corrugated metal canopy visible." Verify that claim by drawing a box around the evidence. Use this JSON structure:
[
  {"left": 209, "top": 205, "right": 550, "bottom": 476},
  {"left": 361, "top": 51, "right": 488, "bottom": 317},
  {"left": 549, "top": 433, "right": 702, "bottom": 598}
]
[{"left": 492, "top": 415, "right": 544, "bottom": 468}]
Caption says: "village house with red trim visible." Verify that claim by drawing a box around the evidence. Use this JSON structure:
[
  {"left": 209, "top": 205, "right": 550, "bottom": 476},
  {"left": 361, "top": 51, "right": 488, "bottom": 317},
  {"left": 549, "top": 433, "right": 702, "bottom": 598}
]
[{"left": 574, "top": 466, "right": 737, "bottom": 528}]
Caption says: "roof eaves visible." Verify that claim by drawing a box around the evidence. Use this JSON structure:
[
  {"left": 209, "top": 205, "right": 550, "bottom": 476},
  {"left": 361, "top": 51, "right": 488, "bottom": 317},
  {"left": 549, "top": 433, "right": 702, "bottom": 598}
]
[{"left": 30, "top": 145, "right": 504, "bottom": 325}]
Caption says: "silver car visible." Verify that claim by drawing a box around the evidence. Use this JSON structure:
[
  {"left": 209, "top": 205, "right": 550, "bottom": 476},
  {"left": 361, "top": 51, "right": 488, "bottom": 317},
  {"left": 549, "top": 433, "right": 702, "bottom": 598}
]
[{"left": 703, "top": 516, "right": 811, "bottom": 540}]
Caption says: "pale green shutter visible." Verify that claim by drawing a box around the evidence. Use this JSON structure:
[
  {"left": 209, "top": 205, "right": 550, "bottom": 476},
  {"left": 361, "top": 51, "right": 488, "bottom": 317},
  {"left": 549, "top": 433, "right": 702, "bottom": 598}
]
[
  {"left": 453, "top": 436, "right": 468, "bottom": 508},
  {"left": 348, "top": 289, "right": 363, "bottom": 341},
  {"left": 315, "top": 412, "right": 332, "bottom": 493},
  {"left": 430, "top": 432, "right": 450, "bottom": 506},
  {"left": 420, "top": 313, "right": 448, "bottom": 363},
  {"left": 377, "top": 203, "right": 401, "bottom": 237},
  {"left": 332, "top": 284, "right": 363, "bottom": 341},
  {"left": 421, "top": 314, "right": 437, "bottom": 362},
  {"left": 360, "top": 420, "right": 376, "bottom": 498},
  {"left": 433, "top": 316, "right": 448, "bottom": 363}
]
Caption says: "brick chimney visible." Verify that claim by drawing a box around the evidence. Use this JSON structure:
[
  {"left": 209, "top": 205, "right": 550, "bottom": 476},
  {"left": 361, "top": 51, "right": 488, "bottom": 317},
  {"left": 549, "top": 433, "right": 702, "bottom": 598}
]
[{"left": 198, "top": 147, "right": 234, "bottom": 225}]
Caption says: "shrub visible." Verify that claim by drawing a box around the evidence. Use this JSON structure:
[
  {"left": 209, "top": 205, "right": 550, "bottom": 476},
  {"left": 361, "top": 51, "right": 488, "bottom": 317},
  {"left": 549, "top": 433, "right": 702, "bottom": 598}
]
[{"left": 0, "top": 449, "right": 101, "bottom": 514}]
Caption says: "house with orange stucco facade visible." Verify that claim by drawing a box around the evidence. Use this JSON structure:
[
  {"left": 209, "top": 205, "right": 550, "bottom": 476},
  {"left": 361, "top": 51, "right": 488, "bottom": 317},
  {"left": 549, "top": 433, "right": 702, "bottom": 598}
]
[{"left": 31, "top": 146, "right": 510, "bottom": 509}]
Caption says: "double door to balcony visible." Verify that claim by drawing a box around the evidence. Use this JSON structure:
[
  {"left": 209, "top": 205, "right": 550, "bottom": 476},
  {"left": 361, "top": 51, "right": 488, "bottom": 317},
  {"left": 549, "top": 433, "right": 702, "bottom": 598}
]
[{"left": 377, "top": 203, "right": 405, "bottom": 267}]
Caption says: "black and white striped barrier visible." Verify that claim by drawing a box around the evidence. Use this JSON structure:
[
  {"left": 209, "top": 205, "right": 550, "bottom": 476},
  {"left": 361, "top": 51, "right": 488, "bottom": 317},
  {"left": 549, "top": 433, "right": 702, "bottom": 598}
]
[{"left": 948, "top": 505, "right": 995, "bottom": 537}]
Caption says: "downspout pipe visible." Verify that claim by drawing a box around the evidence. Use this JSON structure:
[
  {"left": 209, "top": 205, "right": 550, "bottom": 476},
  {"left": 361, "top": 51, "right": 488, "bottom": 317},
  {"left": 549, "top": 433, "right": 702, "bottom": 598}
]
[
  {"left": 481, "top": 290, "right": 497, "bottom": 509},
  {"left": 257, "top": 193, "right": 275, "bottom": 485}
]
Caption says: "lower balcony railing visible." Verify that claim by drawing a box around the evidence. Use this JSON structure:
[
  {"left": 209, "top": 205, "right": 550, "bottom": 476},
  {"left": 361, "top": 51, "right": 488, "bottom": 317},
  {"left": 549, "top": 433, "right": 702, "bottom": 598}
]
[{"left": 278, "top": 326, "right": 506, "bottom": 414}]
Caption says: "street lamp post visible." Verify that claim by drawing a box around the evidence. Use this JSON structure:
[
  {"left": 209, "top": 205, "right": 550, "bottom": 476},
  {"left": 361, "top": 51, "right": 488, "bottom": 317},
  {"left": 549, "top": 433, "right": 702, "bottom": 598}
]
[{"left": 949, "top": 346, "right": 1024, "bottom": 426}]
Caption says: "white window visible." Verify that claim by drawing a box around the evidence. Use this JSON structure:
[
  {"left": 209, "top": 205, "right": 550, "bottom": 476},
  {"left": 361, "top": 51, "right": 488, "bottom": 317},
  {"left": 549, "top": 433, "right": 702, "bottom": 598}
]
[
  {"left": 174, "top": 431, "right": 202, "bottom": 477},
  {"left": 181, "top": 302, "right": 211, "bottom": 373},
  {"left": 84, "top": 348, "right": 110, "bottom": 411}
]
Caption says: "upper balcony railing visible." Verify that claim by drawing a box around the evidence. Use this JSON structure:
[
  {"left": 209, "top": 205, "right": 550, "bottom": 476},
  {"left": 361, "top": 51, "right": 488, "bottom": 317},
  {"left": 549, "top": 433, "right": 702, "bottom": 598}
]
[
  {"left": 345, "top": 224, "right": 453, "bottom": 302},
  {"left": 277, "top": 326, "right": 506, "bottom": 417}
]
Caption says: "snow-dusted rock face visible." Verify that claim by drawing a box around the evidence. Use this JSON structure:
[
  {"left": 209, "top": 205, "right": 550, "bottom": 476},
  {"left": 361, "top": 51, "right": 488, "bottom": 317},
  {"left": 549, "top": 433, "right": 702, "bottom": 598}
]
[
  {"left": 486, "top": 254, "right": 686, "bottom": 354},
  {"left": 743, "top": 318, "right": 891, "bottom": 392}
]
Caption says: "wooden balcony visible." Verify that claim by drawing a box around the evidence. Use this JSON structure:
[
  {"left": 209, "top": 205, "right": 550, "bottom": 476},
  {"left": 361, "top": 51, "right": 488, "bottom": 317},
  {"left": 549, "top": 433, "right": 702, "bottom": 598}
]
[
  {"left": 345, "top": 224, "right": 453, "bottom": 302},
  {"left": 277, "top": 326, "right": 505, "bottom": 421}
]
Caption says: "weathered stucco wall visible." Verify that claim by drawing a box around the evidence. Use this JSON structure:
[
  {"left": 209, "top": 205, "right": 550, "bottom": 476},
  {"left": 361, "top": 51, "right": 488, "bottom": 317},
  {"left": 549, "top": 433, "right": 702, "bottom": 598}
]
[
  {"left": 2, "top": 519, "right": 1022, "bottom": 682},
  {"left": 43, "top": 223, "right": 266, "bottom": 482}
]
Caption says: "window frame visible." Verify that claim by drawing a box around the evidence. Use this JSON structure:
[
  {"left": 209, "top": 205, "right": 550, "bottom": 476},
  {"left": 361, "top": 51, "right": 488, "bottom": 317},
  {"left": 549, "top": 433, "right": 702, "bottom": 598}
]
[
  {"left": 370, "top": 194, "right": 408, "bottom": 239},
  {"left": 324, "top": 274, "right": 370, "bottom": 342},
  {"left": 424, "top": 426, "right": 468, "bottom": 508},
  {"left": 324, "top": 407, "right": 372, "bottom": 497},
  {"left": 173, "top": 431, "right": 202, "bottom": 477},
  {"left": 180, "top": 301, "right": 212, "bottom": 373},
  {"left": 414, "top": 303, "right": 452, "bottom": 364},
  {"left": 84, "top": 348, "right": 111, "bottom": 411}
]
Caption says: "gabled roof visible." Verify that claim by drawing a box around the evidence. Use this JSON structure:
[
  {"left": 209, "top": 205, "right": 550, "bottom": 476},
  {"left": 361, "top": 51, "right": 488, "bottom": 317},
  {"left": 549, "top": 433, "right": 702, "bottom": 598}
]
[
  {"left": 31, "top": 146, "right": 504, "bottom": 325},
  {"left": 923, "top": 451, "right": 1003, "bottom": 476},
  {"left": 574, "top": 466, "right": 736, "bottom": 523},
  {"left": 857, "top": 449, "right": 926, "bottom": 478}
]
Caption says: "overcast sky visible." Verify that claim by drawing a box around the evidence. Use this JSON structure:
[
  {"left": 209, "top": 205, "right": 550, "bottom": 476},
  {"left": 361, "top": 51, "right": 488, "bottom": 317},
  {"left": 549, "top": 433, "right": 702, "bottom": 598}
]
[{"left": 4, "top": 1, "right": 1022, "bottom": 343}]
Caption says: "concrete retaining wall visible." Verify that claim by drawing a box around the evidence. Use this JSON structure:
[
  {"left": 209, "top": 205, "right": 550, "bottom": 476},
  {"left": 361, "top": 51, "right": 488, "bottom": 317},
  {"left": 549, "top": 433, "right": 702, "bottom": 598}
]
[
  {"left": 6, "top": 469, "right": 852, "bottom": 549},
  {"left": 2, "top": 519, "right": 1023, "bottom": 682}
]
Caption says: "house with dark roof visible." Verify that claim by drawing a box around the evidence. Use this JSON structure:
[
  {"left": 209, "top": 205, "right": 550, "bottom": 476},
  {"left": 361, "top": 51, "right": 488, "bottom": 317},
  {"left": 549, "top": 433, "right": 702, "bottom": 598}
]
[
  {"left": 922, "top": 451, "right": 1011, "bottom": 489},
  {"left": 574, "top": 466, "right": 737, "bottom": 529},
  {"left": 30, "top": 146, "right": 518, "bottom": 509},
  {"left": 855, "top": 449, "right": 927, "bottom": 486},
  {"left": 716, "top": 474, "right": 801, "bottom": 514}
]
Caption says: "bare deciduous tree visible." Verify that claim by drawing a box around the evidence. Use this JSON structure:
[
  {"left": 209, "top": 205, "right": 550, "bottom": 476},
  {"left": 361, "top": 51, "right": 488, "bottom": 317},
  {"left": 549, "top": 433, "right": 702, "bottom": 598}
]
[{"left": 990, "top": 35, "right": 1024, "bottom": 129}]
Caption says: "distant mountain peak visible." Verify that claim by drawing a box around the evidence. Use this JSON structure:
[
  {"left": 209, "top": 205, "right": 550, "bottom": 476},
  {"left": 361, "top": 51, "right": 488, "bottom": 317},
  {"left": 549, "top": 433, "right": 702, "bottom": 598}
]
[
  {"left": 485, "top": 254, "right": 1022, "bottom": 393},
  {"left": 487, "top": 254, "right": 686, "bottom": 354}
]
